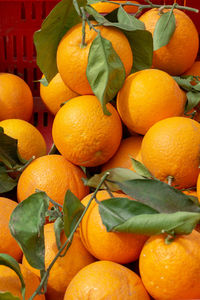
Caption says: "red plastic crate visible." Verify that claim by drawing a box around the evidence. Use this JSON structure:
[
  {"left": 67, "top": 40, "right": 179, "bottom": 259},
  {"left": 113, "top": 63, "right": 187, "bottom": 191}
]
[{"left": 0, "top": 0, "right": 200, "bottom": 152}]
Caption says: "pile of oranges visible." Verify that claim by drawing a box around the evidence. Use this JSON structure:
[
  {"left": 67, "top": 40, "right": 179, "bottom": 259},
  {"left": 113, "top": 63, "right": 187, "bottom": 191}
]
[{"left": 1, "top": 1, "right": 200, "bottom": 299}]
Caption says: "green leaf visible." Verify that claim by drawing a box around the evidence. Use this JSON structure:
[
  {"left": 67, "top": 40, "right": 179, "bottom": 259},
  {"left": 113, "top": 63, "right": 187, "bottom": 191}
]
[
  {"left": 86, "top": 33, "right": 126, "bottom": 115},
  {"left": 63, "top": 190, "right": 85, "bottom": 237},
  {"left": 114, "top": 211, "right": 200, "bottom": 235},
  {"left": 99, "top": 197, "right": 158, "bottom": 231},
  {"left": 0, "top": 254, "right": 25, "bottom": 300},
  {"left": 0, "top": 292, "right": 20, "bottom": 300},
  {"left": 117, "top": 6, "right": 145, "bottom": 31},
  {"left": 9, "top": 192, "right": 49, "bottom": 270},
  {"left": 185, "top": 91, "right": 200, "bottom": 112},
  {"left": 0, "top": 164, "right": 17, "bottom": 193},
  {"left": 46, "top": 206, "right": 62, "bottom": 222},
  {"left": 85, "top": 168, "right": 144, "bottom": 191},
  {"left": 0, "top": 129, "right": 23, "bottom": 169},
  {"left": 34, "top": 0, "right": 86, "bottom": 83},
  {"left": 131, "top": 158, "right": 153, "bottom": 178},
  {"left": 118, "top": 179, "right": 200, "bottom": 213},
  {"left": 54, "top": 217, "right": 64, "bottom": 250},
  {"left": 153, "top": 10, "right": 176, "bottom": 51},
  {"left": 37, "top": 77, "right": 49, "bottom": 87},
  {"left": 125, "top": 30, "right": 153, "bottom": 73}
]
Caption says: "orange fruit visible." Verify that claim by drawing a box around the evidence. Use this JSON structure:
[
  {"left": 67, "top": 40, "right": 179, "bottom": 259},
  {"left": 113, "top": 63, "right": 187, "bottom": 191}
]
[
  {"left": 64, "top": 260, "right": 150, "bottom": 300},
  {"left": 139, "top": 230, "right": 200, "bottom": 300},
  {"left": 141, "top": 117, "right": 200, "bottom": 189},
  {"left": 117, "top": 69, "right": 185, "bottom": 135},
  {"left": 101, "top": 135, "right": 143, "bottom": 171},
  {"left": 91, "top": 0, "right": 139, "bottom": 14},
  {"left": 195, "top": 174, "right": 200, "bottom": 203},
  {"left": 0, "top": 197, "right": 22, "bottom": 261},
  {"left": 0, "top": 73, "right": 33, "bottom": 121},
  {"left": 52, "top": 95, "right": 122, "bottom": 167},
  {"left": 139, "top": 8, "right": 199, "bottom": 75},
  {"left": 40, "top": 73, "right": 79, "bottom": 115},
  {"left": 57, "top": 22, "right": 133, "bottom": 95},
  {"left": 22, "top": 223, "right": 95, "bottom": 300},
  {"left": 80, "top": 190, "right": 148, "bottom": 264},
  {"left": 0, "top": 119, "right": 46, "bottom": 161},
  {"left": 182, "top": 189, "right": 197, "bottom": 198},
  {"left": 17, "top": 154, "right": 89, "bottom": 206},
  {"left": 0, "top": 263, "right": 45, "bottom": 300},
  {"left": 183, "top": 60, "right": 200, "bottom": 79}
]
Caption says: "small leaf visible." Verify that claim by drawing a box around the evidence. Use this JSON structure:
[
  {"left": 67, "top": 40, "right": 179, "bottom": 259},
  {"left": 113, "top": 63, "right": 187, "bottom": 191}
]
[
  {"left": 117, "top": 6, "right": 145, "bottom": 31},
  {"left": 63, "top": 190, "right": 85, "bottom": 237},
  {"left": 0, "top": 254, "right": 25, "bottom": 300},
  {"left": 34, "top": 0, "right": 86, "bottom": 82},
  {"left": 131, "top": 158, "right": 153, "bottom": 178},
  {"left": 99, "top": 197, "right": 158, "bottom": 231},
  {"left": 118, "top": 179, "right": 200, "bottom": 213},
  {"left": 86, "top": 33, "right": 125, "bottom": 115},
  {"left": 0, "top": 164, "right": 17, "bottom": 194},
  {"left": 153, "top": 10, "right": 176, "bottom": 51},
  {"left": 37, "top": 77, "right": 49, "bottom": 87},
  {"left": 54, "top": 217, "right": 64, "bottom": 250},
  {"left": 9, "top": 192, "right": 49, "bottom": 270},
  {"left": 185, "top": 91, "right": 200, "bottom": 112},
  {"left": 173, "top": 75, "right": 195, "bottom": 91},
  {"left": 85, "top": 168, "right": 144, "bottom": 191},
  {"left": 0, "top": 292, "right": 20, "bottom": 300}
]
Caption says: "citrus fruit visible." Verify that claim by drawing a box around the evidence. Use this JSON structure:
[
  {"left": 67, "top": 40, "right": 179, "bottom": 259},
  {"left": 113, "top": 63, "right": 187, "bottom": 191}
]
[
  {"left": 0, "top": 197, "right": 22, "bottom": 261},
  {"left": 52, "top": 95, "right": 122, "bottom": 167},
  {"left": 80, "top": 190, "right": 148, "bottom": 264},
  {"left": 91, "top": 0, "right": 139, "bottom": 14},
  {"left": 17, "top": 154, "right": 89, "bottom": 206},
  {"left": 141, "top": 117, "right": 200, "bottom": 189},
  {"left": 0, "top": 263, "right": 45, "bottom": 300},
  {"left": 117, "top": 69, "right": 185, "bottom": 135},
  {"left": 183, "top": 60, "right": 200, "bottom": 80},
  {"left": 139, "top": 8, "right": 199, "bottom": 75},
  {"left": 0, "top": 119, "right": 46, "bottom": 161},
  {"left": 23, "top": 223, "right": 95, "bottom": 300},
  {"left": 139, "top": 230, "right": 200, "bottom": 300},
  {"left": 57, "top": 22, "right": 133, "bottom": 94},
  {"left": 0, "top": 73, "right": 33, "bottom": 121},
  {"left": 101, "top": 135, "right": 143, "bottom": 171},
  {"left": 40, "top": 73, "right": 79, "bottom": 115},
  {"left": 64, "top": 260, "right": 150, "bottom": 300}
]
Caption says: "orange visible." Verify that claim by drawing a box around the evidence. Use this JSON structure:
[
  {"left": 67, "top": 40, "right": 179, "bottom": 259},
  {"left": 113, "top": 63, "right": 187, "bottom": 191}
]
[
  {"left": 183, "top": 60, "right": 200, "bottom": 79},
  {"left": 117, "top": 69, "right": 185, "bottom": 135},
  {"left": 139, "top": 230, "right": 200, "bottom": 300},
  {"left": 0, "top": 263, "right": 45, "bottom": 300},
  {"left": 141, "top": 117, "right": 200, "bottom": 189},
  {"left": 0, "top": 197, "right": 22, "bottom": 261},
  {"left": 139, "top": 8, "right": 199, "bottom": 75},
  {"left": 0, "top": 73, "right": 33, "bottom": 121},
  {"left": 101, "top": 135, "right": 143, "bottom": 171},
  {"left": 52, "top": 95, "right": 122, "bottom": 167},
  {"left": 91, "top": 0, "right": 139, "bottom": 14},
  {"left": 40, "top": 73, "right": 79, "bottom": 115},
  {"left": 57, "top": 22, "right": 133, "bottom": 95},
  {"left": 0, "top": 119, "right": 46, "bottom": 161},
  {"left": 195, "top": 174, "right": 200, "bottom": 203},
  {"left": 17, "top": 154, "right": 89, "bottom": 206},
  {"left": 64, "top": 260, "right": 150, "bottom": 300},
  {"left": 22, "top": 223, "right": 95, "bottom": 300},
  {"left": 80, "top": 190, "right": 148, "bottom": 264}
]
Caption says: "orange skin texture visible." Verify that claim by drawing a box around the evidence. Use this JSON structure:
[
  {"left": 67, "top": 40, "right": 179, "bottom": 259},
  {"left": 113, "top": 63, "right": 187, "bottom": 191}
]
[
  {"left": 56, "top": 22, "right": 133, "bottom": 94},
  {"left": 0, "top": 73, "right": 33, "bottom": 121},
  {"left": 64, "top": 260, "right": 150, "bottom": 300},
  {"left": 80, "top": 190, "right": 148, "bottom": 264},
  {"left": 0, "top": 264, "right": 45, "bottom": 300},
  {"left": 52, "top": 95, "right": 122, "bottom": 167},
  {"left": 0, "top": 119, "right": 46, "bottom": 161},
  {"left": 40, "top": 73, "right": 79, "bottom": 115},
  {"left": 139, "top": 231, "right": 200, "bottom": 300},
  {"left": 17, "top": 154, "right": 89, "bottom": 206},
  {"left": 91, "top": 0, "right": 139, "bottom": 14},
  {"left": 0, "top": 197, "right": 22, "bottom": 261},
  {"left": 139, "top": 8, "right": 199, "bottom": 75},
  {"left": 101, "top": 135, "right": 143, "bottom": 171},
  {"left": 141, "top": 117, "right": 200, "bottom": 189},
  {"left": 22, "top": 223, "right": 95, "bottom": 300},
  {"left": 117, "top": 69, "right": 185, "bottom": 135}
]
